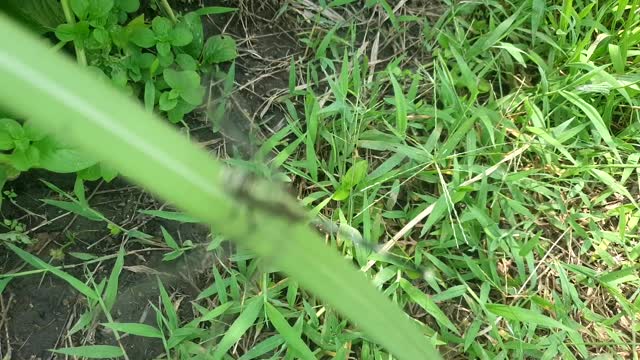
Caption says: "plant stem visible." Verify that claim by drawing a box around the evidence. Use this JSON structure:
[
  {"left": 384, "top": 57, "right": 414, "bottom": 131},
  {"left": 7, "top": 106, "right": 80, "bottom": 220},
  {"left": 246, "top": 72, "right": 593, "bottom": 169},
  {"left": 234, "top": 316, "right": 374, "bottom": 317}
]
[
  {"left": 159, "top": 0, "right": 178, "bottom": 23},
  {"left": 59, "top": 0, "right": 87, "bottom": 66}
]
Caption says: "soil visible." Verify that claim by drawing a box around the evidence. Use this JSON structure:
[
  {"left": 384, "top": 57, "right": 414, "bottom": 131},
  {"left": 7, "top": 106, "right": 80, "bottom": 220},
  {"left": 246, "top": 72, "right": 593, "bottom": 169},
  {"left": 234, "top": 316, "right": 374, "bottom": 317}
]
[{"left": 0, "top": 1, "right": 300, "bottom": 358}]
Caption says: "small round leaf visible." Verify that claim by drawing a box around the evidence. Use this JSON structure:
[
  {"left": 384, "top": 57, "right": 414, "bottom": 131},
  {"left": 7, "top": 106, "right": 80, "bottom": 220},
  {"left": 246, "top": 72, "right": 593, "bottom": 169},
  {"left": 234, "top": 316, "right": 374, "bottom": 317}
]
[
  {"left": 203, "top": 35, "right": 237, "bottom": 64},
  {"left": 129, "top": 27, "right": 156, "bottom": 48}
]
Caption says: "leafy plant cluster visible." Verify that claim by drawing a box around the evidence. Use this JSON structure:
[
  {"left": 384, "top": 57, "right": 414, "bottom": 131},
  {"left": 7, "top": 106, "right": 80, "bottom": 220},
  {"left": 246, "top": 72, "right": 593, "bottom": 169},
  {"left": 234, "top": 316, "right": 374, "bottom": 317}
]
[{"left": 0, "top": 0, "right": 237, "bottom": 192}]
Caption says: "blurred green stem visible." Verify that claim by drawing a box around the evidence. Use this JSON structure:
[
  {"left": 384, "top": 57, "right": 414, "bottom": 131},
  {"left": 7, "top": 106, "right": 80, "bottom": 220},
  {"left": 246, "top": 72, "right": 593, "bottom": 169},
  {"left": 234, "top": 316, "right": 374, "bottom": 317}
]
[
  {"left": 60, "top": 0, "right": 87, "bottom": 66},
  {"left": 159, "top": 0, "right": 178, "bottom": 23}
]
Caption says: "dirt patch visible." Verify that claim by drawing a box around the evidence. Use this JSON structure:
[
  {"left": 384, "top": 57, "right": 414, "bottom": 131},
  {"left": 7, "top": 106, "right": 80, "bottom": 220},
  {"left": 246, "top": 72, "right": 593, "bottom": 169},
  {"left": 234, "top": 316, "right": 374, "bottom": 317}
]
[
  {"left": 0, "top": 172, "right": 218, "bottom": 359},
  {"left": 3, "top": 277, "right": 75, "bottom": 360}
]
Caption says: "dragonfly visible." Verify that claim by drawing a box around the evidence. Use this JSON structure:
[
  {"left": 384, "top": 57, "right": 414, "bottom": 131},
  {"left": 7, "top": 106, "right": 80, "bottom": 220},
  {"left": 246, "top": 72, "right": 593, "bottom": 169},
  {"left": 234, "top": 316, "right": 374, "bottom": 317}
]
[{"left": 218, "top": 162, "right": 432, "bottom": 281}]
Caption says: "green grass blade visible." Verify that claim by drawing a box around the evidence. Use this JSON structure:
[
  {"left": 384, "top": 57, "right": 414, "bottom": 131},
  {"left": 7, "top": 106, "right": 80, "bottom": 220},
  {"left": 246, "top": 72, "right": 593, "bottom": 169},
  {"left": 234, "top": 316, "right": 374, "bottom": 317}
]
[
  {"left": 388, "top": 71, "right": 408, "bottom": 138},
  {"left": 138, "top": 209, "right": 200, "bottom": 223},
  {"left": 238, "top": 335, "right": 285, "bottom": 360},
  {"left": 49, "top": 345, "right": 125, "bottom": 359},
  {"left": 0, "top": 16, "right": 438, "bottom": 360},
  {"left": 212, "top": 297, "right": 264, "bottom": 360},
  {"left": 102, "top": 322, "right": 164, "bottom": 338},
  {"left": 265, "top": 302, "right": 316, "bottom": 360},
  {"left": 560, "top": 90, "right": 621, "bottom": 162},
  {"left": 400, "top": 278, "right": 460, "bottom": 335},
  {"left": 486, "top": 304, "right": 573, "bottom": 331},
  {"left": 104, "top": 246, "right": 124, "bottom": 311},
  {"left": 526, "top": 126, "right": 577, "bottom": 164},
  {"left": 531, "top": 0, "right": 545, "bottom": 43},
  {"left": 6, "top": 243, "right": 99, "bottom": 300},
  {"left": 0, "top": 278, "right": 11, "bottom": 294},
  {"left": 469, "top": 12, "right": 519, "bottom": 57},
  {"left": 591, "top": 169, "right": 636, "bottom": 205},
  {"left": 157, "top": 278, "right": 179, "bottom": 330}
]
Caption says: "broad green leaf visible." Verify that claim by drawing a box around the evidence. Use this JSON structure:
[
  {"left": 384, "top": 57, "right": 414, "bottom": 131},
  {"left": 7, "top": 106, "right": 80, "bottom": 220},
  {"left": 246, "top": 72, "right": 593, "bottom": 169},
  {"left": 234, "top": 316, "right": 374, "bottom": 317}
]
[
  {"left": 9, "top": 147, "right": 39, "bottom": 171},
  {"left": 170, "top": 24, "right": 193, "bottom": 46},
  {"left": 203, "top": 35, "right": 237, "bottom": 64},
  {"left": 117, "top": 0, "right": 139, "bottom": 12},
  {"left": 33, "top": 136, "right": 97, "bottom": 173},
  {"left": 167, "top": 99, "right": 195, "bottom": 123},
  {"left": 0, "top": 18, "right": 438, "bottom": 360},
  {"left": 78, "top": 162, "right": 101, "bottom": 180},
  {"left": 55, "top": 22, "right": 89, "bottom": 42},
  {"left": 24, "top": 120, "right": 47, "bottom": 141},
  {"left": 180, "top": 84, "right": 205, "bottom": 106},
  {"left": 0, "top": 118, "right": 24, "bottom": 140},
  {"left": 176, "top": 53, "right": 198, "bottom": 71},
  {"left": 0, "top": 122, "right": 16, "bottom": 150},
  {"left": 182, "top": 12, "right": 204, "bottom": 58},
  {"left": 92, "top": 28, "right": 109, "bottom": 44},
  {"left": 163, "top": 69, "right": 200, "bottom": 92},
  {"left": 129, "top": 27, "right": 156, "bottom": 48},
  {"left": 70, "top": 0, "right": 90, "bottom": 19},
  {"left": 50, "top": 345, "right": 124, "bottom": 358},
  {"left": 152, "top": 16, "right": 172, "bottom": 36},
  {"left": 88, "top": 0, "right": 114, "bottom": 18},
  {"left": 156, "top": 41, "right": 171, "bottom": 56},
  {"left": 159, "top": 91, "right": 178, "bottom": 111},
  {"left": 100, "top": 162, "right": 118, "bottom": 181}
]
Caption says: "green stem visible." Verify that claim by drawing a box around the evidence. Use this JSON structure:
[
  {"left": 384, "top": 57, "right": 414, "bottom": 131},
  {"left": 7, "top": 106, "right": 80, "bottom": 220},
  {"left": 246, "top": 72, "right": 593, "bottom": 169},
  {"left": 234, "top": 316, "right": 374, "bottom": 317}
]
[
  {"left": 159, "top": 0, "right": 178, "bottom": 23},
  {"left": 60, "top": 0, "right": 87, "bottom": 66}
]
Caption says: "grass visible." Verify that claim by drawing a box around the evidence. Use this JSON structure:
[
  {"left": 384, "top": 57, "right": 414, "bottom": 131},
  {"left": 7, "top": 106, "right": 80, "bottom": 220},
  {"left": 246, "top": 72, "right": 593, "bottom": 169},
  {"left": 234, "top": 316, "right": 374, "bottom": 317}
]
[{"left": 3, "top": 0, "right": 640, "bottom": 359}]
